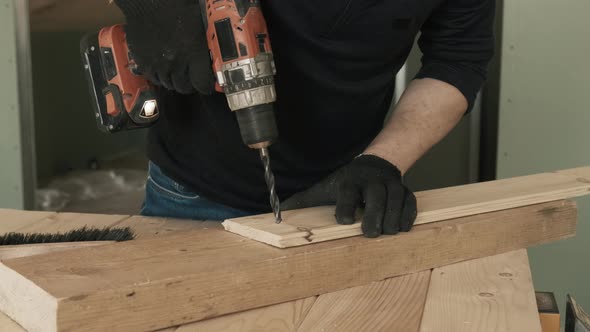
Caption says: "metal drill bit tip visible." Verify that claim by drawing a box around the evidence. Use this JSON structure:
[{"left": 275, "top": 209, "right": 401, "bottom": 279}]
[{"left": 259, "top": 148, "right": 282, "bottom": 223}]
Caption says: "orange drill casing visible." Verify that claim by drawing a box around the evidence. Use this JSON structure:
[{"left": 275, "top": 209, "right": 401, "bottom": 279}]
[
  {"left": 200, "top": 0, "right": 277, "bottom": 113},
  {"left": 200, "top": 0, "right": 281, "bottom": 219},
  {"left": 202, "top": 0, "right": 273, "bottom": 92},
  {"left": 81, "top": 24, "right": 159, "bottom": 133}
]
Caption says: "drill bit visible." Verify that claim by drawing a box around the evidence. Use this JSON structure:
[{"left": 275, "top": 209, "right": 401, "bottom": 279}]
[{"left": 259, "top": 147, "right": 282, "bottom": 223}]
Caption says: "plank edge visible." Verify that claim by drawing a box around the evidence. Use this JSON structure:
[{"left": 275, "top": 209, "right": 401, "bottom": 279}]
[{"left": 0, "top": 263, "right": 58, "bottom": 332}]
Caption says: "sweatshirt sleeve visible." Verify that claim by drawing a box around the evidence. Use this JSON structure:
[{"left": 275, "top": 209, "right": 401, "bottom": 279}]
[{"left": 415, "top": 0, "right": 496, "bottom": 112}]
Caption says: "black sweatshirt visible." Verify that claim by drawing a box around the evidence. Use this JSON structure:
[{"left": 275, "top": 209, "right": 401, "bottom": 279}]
[{"left": 147, "top": 0, "right": 496, "bottom": 213}]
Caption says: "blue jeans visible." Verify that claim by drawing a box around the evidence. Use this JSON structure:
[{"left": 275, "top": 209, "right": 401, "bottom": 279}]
[{"left": 140, "top": 161, "right": 251, "bottom": 221}]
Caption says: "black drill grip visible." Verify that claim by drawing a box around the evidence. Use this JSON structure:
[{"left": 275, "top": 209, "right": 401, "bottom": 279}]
[{"left": 235, "top": 104, "right": 279, "bottom": 146}]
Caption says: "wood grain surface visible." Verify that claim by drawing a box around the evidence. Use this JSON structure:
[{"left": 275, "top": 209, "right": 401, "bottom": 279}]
[
  {"left": 0, "top": 201, "right": 575, "bottom": 332},
  {"left": 0, "top": 242, "right": 113, "bottom": 260},
  {"left": 298, "top": 271, "right": 431, "bottom": 332},
  {"left": 0, "top": 213, "right": 220, "bottom": 332},
  {"left": 420, "top": 250, "right": 541, "bottom": 332},
  {"left": 165, "top": 297, "right": 317, "bottom": 332},
  {"left": 30, "top": 0, "right": 124, "bottom": 31}
]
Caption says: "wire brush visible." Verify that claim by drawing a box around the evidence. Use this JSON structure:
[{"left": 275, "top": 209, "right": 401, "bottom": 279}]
[{"left": 0, "top": 226, "right": 135, "bottom": 246}]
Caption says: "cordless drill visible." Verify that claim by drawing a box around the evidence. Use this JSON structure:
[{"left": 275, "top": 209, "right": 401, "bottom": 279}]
[{"left": 80, "top": 0, "right": 282, "bottom": 222}]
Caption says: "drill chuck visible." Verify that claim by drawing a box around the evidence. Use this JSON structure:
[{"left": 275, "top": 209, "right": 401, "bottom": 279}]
[{"left": 235, "top": 104, "right": 279, "bottom": 148}]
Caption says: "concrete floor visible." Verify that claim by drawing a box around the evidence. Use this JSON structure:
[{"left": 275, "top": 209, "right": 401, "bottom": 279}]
[
  {"left": 44, "top": 152, "right": 148, "bottom": 216},
  {"left": 61, "top": 189, "right": 145, "bottom": 215}
]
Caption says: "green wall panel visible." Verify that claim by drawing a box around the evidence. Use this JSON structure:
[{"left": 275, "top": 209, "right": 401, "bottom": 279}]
[
  {"left": 497, "top": 0, "right": 590, "bottom": 319},
  {"left": 0, "top": 0, "right": 25, "bottom": 208}
]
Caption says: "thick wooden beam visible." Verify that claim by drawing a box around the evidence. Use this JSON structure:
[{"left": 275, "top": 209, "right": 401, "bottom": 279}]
[
  {"left": 0, "top": 313, "right": 23, "bottom": 332},
  {"left": 224, "top": 166, "right": 590, "bottom": 247},
  {"left": 0, "top": 209, "right": 57, "bottom": 234},
  {"left": 165, "top": 297, "right": 317, "bottom": 332},
  {"left": 0, "top": 242, "right": 113, "bottom": 260},
  {"left": 0, "top": 200, "right": 576, "bottom": 332},
  {"left": 0, "top": 211, "right": 131, "bottom": 332},
  {"left": 297, "top": 271, "right": 431, "bottom": 332},
  {"left": 419, "top": 250, "right": 541, "bottom": 332},
  {"left": 7, "top": 212, "right": 130, "bottom": 234}
]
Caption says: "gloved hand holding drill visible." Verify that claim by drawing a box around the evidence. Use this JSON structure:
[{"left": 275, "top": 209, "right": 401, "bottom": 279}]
[
  {"left": 106, "top": 0, "right": 495, "bottom": 239},
  {"left": 111, "top": 0, "right": 418, "bottom": 237},
  {"left": 114, "top": 0, "right": 214, "bottom": 95}
]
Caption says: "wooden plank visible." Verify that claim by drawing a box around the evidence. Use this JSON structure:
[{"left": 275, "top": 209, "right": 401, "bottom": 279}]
[
  {"left": 0, "top": 214, "right": 303, "bottom": 332},
  {"left": 0, "top": 241, "right": 114, "bottom": 332},
  {"left": 117, "top": 216, "right": 222, "bottom": 239},
  {"left": 14, "top": 212, "right": 130, "bottom": 233},
  {"left": 166, "top": 297, "right": 317, "bottom": 332},
  {"left": 0, "top": 214, "right": 227, "bottom": 332},
  {"left": 540, "top": 312, "right": 560, "bottom": 332},
  {"left": 567, "top": 295, "right": 590, "bottom": 332},
  {"left": 0, "top": 211, "right": 128, "bottom": 257},
  {"left": 419, "top": 250, "right": 541, "bottom": 332},
  {"left": 0, "top": 209, "right": 57, "bottom": 234},
  {"left": 0, "top": 214, "right": 309, "bottom": 332},
  {"left": 0, "top": 242, "right": 113, "bottom": 260},
  {"left": 0, "top": 201, "right": 576, "bottom": 332},
  {"left": 297, "top": 271, "right": 431, "bottom": 332},
  {"left": 0, "top": 312, "right": 24, "bottom": 332},
  {"left": 554, "top": 166, "right": 590, "bottom": 180},
  {"left": 0, "top": 212, "right": 131, "bottom": 332},
  {"left": 0, "top": 214, "right": 216, "bottom": 332},
  {"left": 157, "top": 273, "right": 428, "bottom": 332},
  {"left": 0, "top": 211, "right": 127, "bottom": 332},
  {"left": 223, "top": 166, "right": 590, "bottom": 247}
]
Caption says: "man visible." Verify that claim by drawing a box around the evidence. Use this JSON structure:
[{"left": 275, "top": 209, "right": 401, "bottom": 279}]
[{"left": 114, "top": 0, "right": 495, "bottom": 237}]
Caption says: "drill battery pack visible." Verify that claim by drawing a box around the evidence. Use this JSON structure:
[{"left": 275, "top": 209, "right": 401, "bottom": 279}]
[{"left": 80, "top": 25, "right": 159, "bottom": 133}]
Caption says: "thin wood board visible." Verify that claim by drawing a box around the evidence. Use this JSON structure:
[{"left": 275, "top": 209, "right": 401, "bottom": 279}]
[{"left": 224, "top": 167, "right": 590, "bottom": 247}]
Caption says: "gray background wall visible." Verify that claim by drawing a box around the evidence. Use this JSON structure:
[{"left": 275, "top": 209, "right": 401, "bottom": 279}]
[
  {"left": 497, "top": 0, "right": 590, "bottom": 318},
  {"left": 31, "top": 31, "right": 146, "bottom": 184}
]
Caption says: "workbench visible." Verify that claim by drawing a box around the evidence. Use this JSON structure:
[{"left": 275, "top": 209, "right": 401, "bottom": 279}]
[{"left": 0, "top": 209, "right": 545, "bottom": 331}]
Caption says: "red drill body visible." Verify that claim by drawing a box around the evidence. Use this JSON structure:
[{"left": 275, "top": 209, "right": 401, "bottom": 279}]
[{"left": 81, "top": 0, "right": 282, "bottom": 221}]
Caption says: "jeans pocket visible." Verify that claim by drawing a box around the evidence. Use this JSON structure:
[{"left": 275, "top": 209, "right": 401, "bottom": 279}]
[{"left": 147, "top": 162, "right": 200, "bottom": 200}]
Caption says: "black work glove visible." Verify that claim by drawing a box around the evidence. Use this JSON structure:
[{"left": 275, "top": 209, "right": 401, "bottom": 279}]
[
  {"left": 114, "top": 0, "right": 215, "bottom": 94},
  {"left": 283, "top": 155, "right": 418, "bottom": 238}
]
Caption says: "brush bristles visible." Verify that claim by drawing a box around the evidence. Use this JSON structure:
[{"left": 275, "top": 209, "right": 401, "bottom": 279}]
[{"left": 0, "top": 226, "right": 135, "bottom": 246}]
